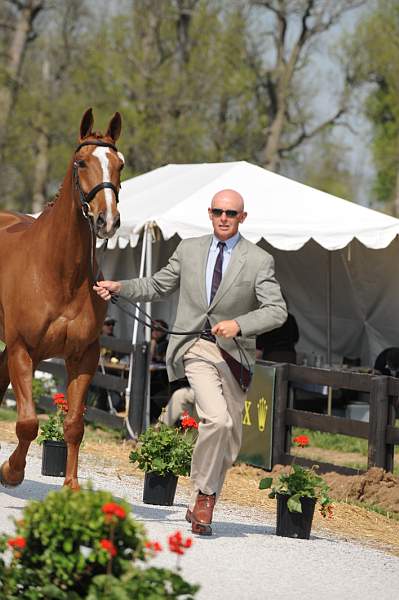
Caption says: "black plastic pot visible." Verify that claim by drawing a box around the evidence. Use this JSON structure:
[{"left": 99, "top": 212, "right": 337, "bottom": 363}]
[
  {"left": 276, "top": 493, "right": 316, "bottom": 539},
  {"left": 41, "top": 440, "right": 67, "bottom": 477},
  {"left": 143, "top": 471, "right": 178, "bottom": 506}
]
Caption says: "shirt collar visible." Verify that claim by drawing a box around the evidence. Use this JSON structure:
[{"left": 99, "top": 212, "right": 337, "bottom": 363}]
[{"left": 212, "top": 231, "right": 241, "bottom": 251}]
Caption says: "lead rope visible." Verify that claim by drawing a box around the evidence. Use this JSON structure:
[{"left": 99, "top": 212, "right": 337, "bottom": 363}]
[{"left": 109, "top": 292, "right": 253, "bottom": 389}]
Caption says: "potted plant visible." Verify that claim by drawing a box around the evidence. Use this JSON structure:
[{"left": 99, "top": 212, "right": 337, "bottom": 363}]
[
  {"left": 129, "top": 412, "right": 198, "bottom": 506},
  {"left": 0, "top": 485, "right": 199, "bottom": 598},
  {"left": 37, "top": 392, "right": 68, "bottom": 477},
  {"left": 259, "top": 435, "right": 333, "bottom": 539}
]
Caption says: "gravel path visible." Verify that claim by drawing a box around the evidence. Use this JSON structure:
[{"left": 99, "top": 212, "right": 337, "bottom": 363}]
[{"left": 1, "top": 442, "right": 398, "bottom": 600}]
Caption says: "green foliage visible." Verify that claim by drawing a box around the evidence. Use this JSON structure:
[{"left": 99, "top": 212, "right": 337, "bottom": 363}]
[
  {"left": 259, "top": 464, "right": 333, "bottom": 516},
  {"left": 87, "top": 569, "right": 199, "bottom": 600},
  {"left": 129, "top": 424, "right": 196, "bottom": 477},
  {"left": 0, "top": 486, "right": 144, "bottom": 598},
  {"left": 37, "top": 410, "right": 65, "bottom": 444},
  {"left": 349, "top": 0, "right": 399, "bottom": 209},
  {"left": 0, "top": 485, "right": 198, "bottom": 599}
]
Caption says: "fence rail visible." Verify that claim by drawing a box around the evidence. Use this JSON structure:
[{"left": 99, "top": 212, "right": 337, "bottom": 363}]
[
  {"left": 36, "top": 336, "right": 149, "bottom": 434},
  {"left": 272, "top": 363, "right": 399, "bottom": 475}
]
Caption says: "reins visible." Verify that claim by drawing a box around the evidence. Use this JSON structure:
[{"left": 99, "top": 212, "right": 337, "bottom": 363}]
[
  {"left": 109, "top": 292, "right": 253, "bottom": 385},
  {"left": 74, "top": 138, "right": 253, "bottom": 388}
]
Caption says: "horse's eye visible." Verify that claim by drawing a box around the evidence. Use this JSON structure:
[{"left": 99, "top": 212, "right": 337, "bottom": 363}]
[
  {"left": 119, "top": 163, "right": 124, "bottom": 171},
  {"left": 77, "top": 159, "right": 86, "bottom": 168}
]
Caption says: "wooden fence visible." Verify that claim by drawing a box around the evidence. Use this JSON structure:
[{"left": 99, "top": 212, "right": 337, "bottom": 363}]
[
  {"left": 36, "top": 343, "right": 399, "bottom": 474},
  {"left": 36, "top": 335, "right": 144, "bottom": 433},
  {"left": 272, "top": 363, "right": 399, "bottom": 475}
]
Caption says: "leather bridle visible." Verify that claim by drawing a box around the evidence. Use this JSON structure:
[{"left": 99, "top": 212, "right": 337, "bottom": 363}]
[
  {"left": 72, "top": 139, "right": 120, "bottom": 280},
  {"left": 73, "top": 140, "right": 120, "bottom": 219}
]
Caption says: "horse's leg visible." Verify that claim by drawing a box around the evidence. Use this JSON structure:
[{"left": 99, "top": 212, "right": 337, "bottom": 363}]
[
  {"left": 0, "top": 348, "right": 10, "bottom": 405},
  {"left": 63, "top": 340, "right": 100, "bottom": 490},
  {"left": 0, "top": 343, "right": 38, "bottom": 487}
]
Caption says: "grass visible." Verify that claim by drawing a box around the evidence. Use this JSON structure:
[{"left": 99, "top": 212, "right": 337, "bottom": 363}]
[
  {"left": 292, "top": 426, "right": 399, "bottom": 476},
  {"left": 292, "top": 427, "right": 368, "bottom": 455},
  {"left": 0, "top": 407, "right": 17, "bottom": 422}
]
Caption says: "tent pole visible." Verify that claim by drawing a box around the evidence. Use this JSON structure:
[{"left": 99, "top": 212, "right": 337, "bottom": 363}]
[
  {"left": 124, "top": 225, "right": 148, "bottom": 439},
  {"left": 143, "top": 223, "right": 153, "bottom": 429},
  {"left": 326, "top": 251, "right": 332, "bottom": 416},
  {"left": 326, "top": 251, "right": 332, "bottom": 366},
  {"left": 326, "top": 250, "right": 332, "bottom": 367}
]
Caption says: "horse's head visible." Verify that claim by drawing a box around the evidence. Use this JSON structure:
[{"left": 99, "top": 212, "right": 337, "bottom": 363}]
[{"left": 74, "top": 108, "right": 123, "bottom": 239}]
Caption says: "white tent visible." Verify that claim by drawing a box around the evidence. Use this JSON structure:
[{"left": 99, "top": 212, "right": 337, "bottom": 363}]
[{"left": 102, "top": 161, "right": 399, "bottom": 367}]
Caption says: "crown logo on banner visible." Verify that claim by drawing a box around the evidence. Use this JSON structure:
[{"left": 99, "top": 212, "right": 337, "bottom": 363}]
[{"left": 257, "top": 397, "right": 268, "bottom": 432}]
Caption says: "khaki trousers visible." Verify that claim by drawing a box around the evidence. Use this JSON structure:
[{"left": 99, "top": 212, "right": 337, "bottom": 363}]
[{"left": 183, "top": 338, "right": 246, "bottom": 509}]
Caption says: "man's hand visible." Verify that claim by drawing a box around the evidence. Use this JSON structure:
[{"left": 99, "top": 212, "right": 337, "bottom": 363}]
[
  {"left": 93, "top": 280, "right": 122, "bottom": 301},
  {"left": 212, "top": 320, "right": 240, "bottom": 338}
]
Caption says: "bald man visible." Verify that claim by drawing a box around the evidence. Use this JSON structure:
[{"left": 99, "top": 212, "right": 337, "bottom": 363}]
[{"left": 94, "top": 189, "right": 287, "bottom": 535}]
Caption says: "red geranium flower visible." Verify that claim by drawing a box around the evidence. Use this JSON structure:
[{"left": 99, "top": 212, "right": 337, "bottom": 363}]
[
  {"left": 52, "top": 392, "right": 68, "bottom": 412},
  {"left": 100, "top": 539, "right": 117, "bottom": 557},
  {"left": 168, "top": 530, "right": 193, "bottom": 555},
  {"left": 8, "top": 537, "right": 26, "bottom": 549},
  {"left": 145, "top": 540, "right": 163, "bottom": 553},
  {"left": 181, "top": 412, "right": 198, "bottom": 430},
  {"left": 293, "top": 435, "right": 309, "bottom": 448},
  {"left": 102, "top": 502, "right": 126, "bottom": 520}
]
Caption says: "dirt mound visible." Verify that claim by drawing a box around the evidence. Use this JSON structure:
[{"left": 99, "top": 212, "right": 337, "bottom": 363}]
[
  {"left": 324, "top": 467, "right": 399, "bottom": 515},
  {"left": 269, "top": 464, "right": 399, "bottom": 515}
]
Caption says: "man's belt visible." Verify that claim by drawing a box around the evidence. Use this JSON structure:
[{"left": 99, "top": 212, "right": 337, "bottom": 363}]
[{"left": 200, "top": 331, "right": 216, "bottom": 343}]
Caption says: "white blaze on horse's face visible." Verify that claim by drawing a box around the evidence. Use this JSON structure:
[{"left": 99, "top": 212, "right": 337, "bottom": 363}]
[{"left": 93, "top": 146, "right": 120, "bottom": 237}]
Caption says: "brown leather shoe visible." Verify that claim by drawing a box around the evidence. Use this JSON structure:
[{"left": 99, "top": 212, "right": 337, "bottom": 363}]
[{"left": 190, "top": 493, "right": 215, "bottom": 536}]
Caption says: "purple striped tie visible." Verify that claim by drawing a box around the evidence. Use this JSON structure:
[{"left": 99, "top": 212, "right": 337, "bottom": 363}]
[{"left": 210, "top": 241, "right": 226, "bottom": 303}]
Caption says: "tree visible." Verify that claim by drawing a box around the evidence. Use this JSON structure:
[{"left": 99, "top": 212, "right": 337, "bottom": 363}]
[
  {"left": 301, "top": 133, "right": 356, "bottom": 201},
  {"left": 1, "top": 0, "right": 91, "bottom": 211},
  {"left": 246, "top": 0, "right": 365, "bottom": 172},
  {"left": 0, "top": 0, "right": 44, "bottom": 151},
  {"left": 348, "top": 0, "right": 399, "bottom": 214}
]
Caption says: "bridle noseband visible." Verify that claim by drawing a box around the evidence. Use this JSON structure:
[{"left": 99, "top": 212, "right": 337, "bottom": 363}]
[{"left": 73, "top": 140, "right": 120, "bottom": 219}]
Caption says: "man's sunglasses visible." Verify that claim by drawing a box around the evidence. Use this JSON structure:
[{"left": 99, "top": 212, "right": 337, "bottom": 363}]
[{"left": 211, "top": 208, "right": 240, "bottom": 218}]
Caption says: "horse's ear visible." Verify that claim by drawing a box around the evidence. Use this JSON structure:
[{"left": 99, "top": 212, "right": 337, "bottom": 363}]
[
  {"left": 105, "top": 112, "right": 122, "bottom": 142},
  {"left": 80, "top": 108, "right": 94, "bottom": 139}
]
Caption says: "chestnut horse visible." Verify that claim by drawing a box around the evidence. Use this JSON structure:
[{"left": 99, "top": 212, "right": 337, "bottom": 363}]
[{"left": 0, "top": 108, "right": 123, "bottom": 489}]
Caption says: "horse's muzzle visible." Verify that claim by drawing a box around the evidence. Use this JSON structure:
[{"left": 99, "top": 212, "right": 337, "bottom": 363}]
[{"left": 95, "top": 211, "right": 120, "bottom": 238}]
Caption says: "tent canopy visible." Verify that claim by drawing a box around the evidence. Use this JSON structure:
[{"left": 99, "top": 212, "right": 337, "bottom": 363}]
[
  {"left": 102, "top": 161, "right": 399, "bottom": 367},
  {"left": 112, "top": 161, "right": 399, "bottom": 251}
]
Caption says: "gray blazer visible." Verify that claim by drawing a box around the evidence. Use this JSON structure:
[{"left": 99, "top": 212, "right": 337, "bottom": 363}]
[{"left": 120, "top": 234, "right": 287, "bottom": 381}]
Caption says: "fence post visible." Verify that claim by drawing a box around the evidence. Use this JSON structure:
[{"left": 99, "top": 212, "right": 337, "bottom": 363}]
[
  {"left": 272, "top": 363, "right": 289, "bottom": 466},
  {"left": 386, "top": 390, "right": 397, "bottom": 474},
  {"left": 368, "top": 376, "right": 389, "bottom": 470}
]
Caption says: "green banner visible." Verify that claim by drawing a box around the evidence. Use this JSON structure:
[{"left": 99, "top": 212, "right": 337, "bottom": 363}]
[{"left": 237, "top": 362, "right": 276, "bottom": 470}]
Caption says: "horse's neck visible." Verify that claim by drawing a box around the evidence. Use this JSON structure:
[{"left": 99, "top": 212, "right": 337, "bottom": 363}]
[{"left": 44, "top": 163, "right": 93, "bottom": 283}]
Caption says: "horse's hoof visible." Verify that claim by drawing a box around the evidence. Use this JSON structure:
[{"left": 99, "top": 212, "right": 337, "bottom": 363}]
[
  {"left": 63, "top": 478, "right": 80, "bottom": 491},
  {"left": 0, "top": 461, "right": 24, "bottom": 487}
]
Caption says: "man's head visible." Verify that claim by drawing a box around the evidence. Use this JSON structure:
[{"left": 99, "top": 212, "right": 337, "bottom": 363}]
[
  {"left": 151, "top": 319, "right": 168, "bottom": 340},
  {"left": 386, "top": 348, "right": 399, "bottom": 376},
  {"left": 208, "top": 189, "right": 247, "bottom": 241},
  {"left": 102, "top": 316, "right": 116, "bottom": 335}
]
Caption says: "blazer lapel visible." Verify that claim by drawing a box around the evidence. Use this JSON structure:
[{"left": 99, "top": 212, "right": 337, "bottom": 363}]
[
  {"left": 198, "top": 235, "right": 212, "bottom": 309},
  {"left": 209, "top": 237, "right": 247, "bottom": 308}
]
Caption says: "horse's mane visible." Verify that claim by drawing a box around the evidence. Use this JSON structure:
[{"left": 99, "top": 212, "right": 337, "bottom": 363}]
[{"left": 47, "top": 184, "right": 63, "bottom": 208}]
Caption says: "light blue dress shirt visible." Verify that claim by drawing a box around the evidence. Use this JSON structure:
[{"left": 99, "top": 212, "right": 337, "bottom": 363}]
[{"left": 205, "top": 232, "right": 241, "bottom": 305}]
